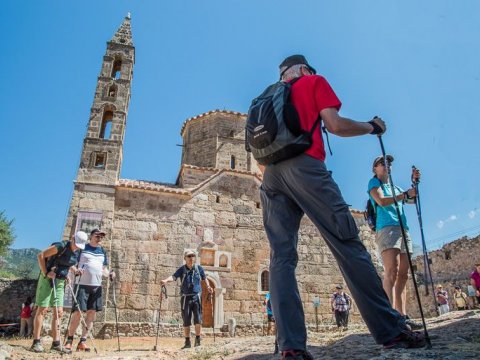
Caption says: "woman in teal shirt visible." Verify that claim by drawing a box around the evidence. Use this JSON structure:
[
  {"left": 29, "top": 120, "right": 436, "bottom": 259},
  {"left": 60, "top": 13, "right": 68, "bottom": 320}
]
[{"left": 368, "top": 155, "right": 421, "bottom": 329}]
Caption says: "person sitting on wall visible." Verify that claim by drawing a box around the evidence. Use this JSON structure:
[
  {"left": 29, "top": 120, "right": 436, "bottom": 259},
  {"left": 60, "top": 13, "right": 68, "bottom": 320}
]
[
  {"left": 161, "top": 250, "right": 213, "bottom": 349},
  {"left": 30, "top": 231, "right": 87, "bottom": 353}
]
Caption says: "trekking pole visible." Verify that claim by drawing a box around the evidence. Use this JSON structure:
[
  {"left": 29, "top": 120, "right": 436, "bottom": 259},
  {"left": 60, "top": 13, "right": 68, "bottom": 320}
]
[
  {"left": 65, "top": 281, "right": 99, "bottom": 354},
  {"left": 64, "top": 265, "right": 85, "bottom": 344},
  {"left": 153, "top": 285, "right": 167, "bottom": 351},
  {"left": 111, "top": 275, "right": 121, "bottom": 351},
  {"left": 50, "top": 278, "right": 64, "bottom": 353},
  {"left": 377, "top": 134, "right": 432, "bottom": 349},
  {"left": 411, "top": 165, "right": 438, "bottom": 314},
  {"left": 208, "top": 292, "right": 215, "bottom": 343}
]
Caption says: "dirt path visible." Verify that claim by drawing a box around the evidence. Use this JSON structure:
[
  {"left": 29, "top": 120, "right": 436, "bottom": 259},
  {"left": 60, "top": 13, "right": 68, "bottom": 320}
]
[{"left": 1, "top": 311, "right": 479, "bottom": 359}]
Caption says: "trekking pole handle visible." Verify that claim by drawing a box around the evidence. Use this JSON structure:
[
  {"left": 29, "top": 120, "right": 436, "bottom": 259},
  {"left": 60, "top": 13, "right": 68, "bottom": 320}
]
[
  {"left": 161, "top": 285, "right": 168, "bottom": 299},
  {"left": 411, "top": 165, "right": 421, "bottom": 185}
]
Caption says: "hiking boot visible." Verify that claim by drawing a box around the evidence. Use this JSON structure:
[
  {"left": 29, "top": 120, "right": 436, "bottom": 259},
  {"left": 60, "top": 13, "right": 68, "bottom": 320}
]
[
  {"left": 76, "top": 341, "right": 91, "bottom": 352},
  {"left": 383, "top": 329, "right": 426, "bottom": 349},
  {"left": 51, "top": 343, "right": 72, "bottom": 354},
  {"left": 194, "top": 337, "right": 201, "bottom": 347},
  {"left": 281, "top": 349, "right": 314, "bottom": 359},
  {"left": 181, "top": 338, "right": 191, "bottom": 349},
  {"left": 30, "top": 342, "right": 44, "bottom": 353},
  {"left": 404, "top": 316, "right": 423, "bottom": 330}
]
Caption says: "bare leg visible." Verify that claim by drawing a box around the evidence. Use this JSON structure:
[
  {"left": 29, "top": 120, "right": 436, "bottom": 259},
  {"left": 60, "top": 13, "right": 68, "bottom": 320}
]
[
  {"left": 381, "top": 249, "right": 401, "bottom": 306},
  {"left": 394, "top": 253, "right": 409, "bottom": 316},
  {"left": 194, "top": 324, "right": 201, "bottom": 336},
  {"left": 33, "top": 307, "right": 48, "bottom": 340},
  {"left": 183, "top": 326, "right": 190, "bottom": 337},
  {"left": 51, "top": 307, "right": 64, "bottom": 342},
  {"left": 81, "top": 310, "right": 96, "bottom": 338},
  {"left": 67, "top": 311, "right": 81, "bottom": 337}
]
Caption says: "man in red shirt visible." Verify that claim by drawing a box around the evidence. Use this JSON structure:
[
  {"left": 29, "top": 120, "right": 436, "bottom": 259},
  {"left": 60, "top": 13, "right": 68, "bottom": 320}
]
[{"left": 260, "top": 55, "right": 425, "bottom": 359}]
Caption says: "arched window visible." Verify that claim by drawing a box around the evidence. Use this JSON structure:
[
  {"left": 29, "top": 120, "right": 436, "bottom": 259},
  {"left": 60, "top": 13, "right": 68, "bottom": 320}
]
[
  {"left": 100, "top": 111, "right": 113, "bottom": 139},
  {"left": 108, "top": 84, "right": 117, "bottom": 98},
  {"left": 111, "top": 59, "right": 122, "bottom": 79},
  {"left": 261, "top": 270, "right": 269, "bottom": 292},
  {"left": 219, "top": 254, "right": 228, "bottom": 267},
  {"left": 230, "top": 155, "right": 236, "bottom": 169}
]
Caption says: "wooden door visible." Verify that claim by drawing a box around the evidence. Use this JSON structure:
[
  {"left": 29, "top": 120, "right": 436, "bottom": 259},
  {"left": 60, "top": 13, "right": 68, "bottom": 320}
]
[{"left": 201, "top": 280, "right": 215, "bottom": 327}]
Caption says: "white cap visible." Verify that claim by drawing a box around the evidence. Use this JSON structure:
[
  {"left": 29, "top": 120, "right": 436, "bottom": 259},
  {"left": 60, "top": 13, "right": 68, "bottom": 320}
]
[{"left": 74, "top": 231, "right": 88, "bottom": 250}]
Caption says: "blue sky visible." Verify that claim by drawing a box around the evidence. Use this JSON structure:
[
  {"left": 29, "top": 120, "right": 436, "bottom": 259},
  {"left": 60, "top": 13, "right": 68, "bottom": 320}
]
[{"left": 1, "top": 1, "right": 479, "bottom": 252}]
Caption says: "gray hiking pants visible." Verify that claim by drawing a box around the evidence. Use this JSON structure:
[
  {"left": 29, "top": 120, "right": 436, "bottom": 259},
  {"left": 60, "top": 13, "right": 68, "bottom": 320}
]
[{"left": 260, "top": 154, "right": 405, "bottom": 352}]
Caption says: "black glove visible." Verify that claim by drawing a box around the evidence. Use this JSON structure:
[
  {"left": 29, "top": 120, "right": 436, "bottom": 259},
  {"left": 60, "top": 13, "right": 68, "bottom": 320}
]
[{"left": 368, "top": 120, "right": 384, "bottom": 135}]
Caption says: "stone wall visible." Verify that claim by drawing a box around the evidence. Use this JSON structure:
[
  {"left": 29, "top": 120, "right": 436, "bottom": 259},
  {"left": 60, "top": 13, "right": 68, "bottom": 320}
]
[
  {"left": 102, "top": 172, "right": 378, "bottom": 329},
  {"left": 180, "top": 112, "right": 259, "bottom": 174},
  {"left": 406, "top": 235, "right": 480, "bottom": 317},
  {"left": 0, "top": 279, "right": 37, "bottom": 322}
]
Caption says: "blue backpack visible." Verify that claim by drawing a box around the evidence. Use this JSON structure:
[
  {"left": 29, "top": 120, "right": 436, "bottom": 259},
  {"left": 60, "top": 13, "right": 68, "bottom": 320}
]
[{"left": 245, "top": 78, "right": 320, "bottom": 165}]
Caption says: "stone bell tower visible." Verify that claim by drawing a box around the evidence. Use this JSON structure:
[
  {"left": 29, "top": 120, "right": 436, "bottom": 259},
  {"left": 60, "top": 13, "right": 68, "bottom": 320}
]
[
  {"left": 76, "top": 14, "right": 134, "bottom": 185},
  {"left": 62, "top": 15, "right": 134, "bottom": 241}
]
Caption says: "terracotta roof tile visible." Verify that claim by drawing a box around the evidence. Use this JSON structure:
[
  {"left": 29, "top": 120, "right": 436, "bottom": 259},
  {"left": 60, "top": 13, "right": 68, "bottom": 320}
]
[{"left": 117, "top": 179, "right": 190, "bottom": 195}]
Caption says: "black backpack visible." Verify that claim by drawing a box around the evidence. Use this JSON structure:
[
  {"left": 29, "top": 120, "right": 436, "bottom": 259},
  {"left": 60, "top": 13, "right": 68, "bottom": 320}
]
[
  {"left": 245, "top": 78, "right": 320, "bottom": 165},
  {"left": 364, "top": 199, "right": 377, "bottom": 232}
]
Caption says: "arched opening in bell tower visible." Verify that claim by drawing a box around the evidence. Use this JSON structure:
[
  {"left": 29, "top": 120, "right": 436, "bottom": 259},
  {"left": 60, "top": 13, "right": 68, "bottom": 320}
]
[
  {"left": 100, "top": 110, "right": 113, "bottom": 139},
  {"left": 112, "top": 58, "right": 122, "bottom": 79}
]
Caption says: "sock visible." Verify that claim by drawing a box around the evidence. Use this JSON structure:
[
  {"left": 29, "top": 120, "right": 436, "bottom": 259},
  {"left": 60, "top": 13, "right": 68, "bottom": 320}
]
[
  {"left": 185, "top": 337, "right": 190, "bottom": 341},
  {"left": 52, "top": 341, "right": 60, "bottom": 347},
  {"left": 195, "top": 335, "right": 200, "bottom": 339},
  {"left": 80, "top": 337, "right": 87, "bottom": 343},
  {"left": 33, "top": 339, "right": 40, "bottom": 344}
]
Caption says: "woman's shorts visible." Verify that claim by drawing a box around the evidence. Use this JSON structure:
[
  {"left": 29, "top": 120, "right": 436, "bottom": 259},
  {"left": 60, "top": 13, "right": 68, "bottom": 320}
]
[{"left": 376, "top": 226, "right": 413, "bottom": 254}]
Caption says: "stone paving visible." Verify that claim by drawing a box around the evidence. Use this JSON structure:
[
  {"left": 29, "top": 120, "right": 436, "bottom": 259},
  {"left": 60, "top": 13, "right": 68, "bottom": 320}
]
[{"left": 1, "top": 310, "right": 479, "bottom": 359}]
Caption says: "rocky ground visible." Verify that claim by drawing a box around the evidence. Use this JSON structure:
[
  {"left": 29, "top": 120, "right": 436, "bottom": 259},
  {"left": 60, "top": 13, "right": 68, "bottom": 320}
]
[{"left": 1, "top": 310, "right": 479, "bottom": 360}]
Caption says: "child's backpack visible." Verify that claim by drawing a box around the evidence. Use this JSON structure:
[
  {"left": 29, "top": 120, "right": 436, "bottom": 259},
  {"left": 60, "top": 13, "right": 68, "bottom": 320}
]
[
  {"left": 364, "top": 199, "right": 377, "bottom": 232},
  {"left": 245, "top": 78, "right": 320, "bottom": 165}
]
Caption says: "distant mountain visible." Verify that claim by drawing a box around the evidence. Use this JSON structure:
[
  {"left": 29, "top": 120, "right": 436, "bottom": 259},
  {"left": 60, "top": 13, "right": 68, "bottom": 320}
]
[{"left": 0, "top": 248, "right": 41, "bottom": 279}]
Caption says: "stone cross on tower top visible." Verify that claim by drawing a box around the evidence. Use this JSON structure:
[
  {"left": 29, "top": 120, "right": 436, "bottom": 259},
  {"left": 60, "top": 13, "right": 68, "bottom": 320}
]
[{"left": 110, "top": 14, "right": 133, "bottom": 46}]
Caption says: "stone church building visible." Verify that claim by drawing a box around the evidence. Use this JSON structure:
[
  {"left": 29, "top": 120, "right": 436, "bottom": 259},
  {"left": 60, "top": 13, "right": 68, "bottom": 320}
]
[{"left": 61, "top": 16, "right": 379, "bottom": 333}]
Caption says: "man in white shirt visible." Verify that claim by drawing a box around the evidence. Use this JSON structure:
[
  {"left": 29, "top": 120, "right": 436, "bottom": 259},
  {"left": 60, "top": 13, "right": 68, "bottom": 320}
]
[{"left": 65, "top": 229, "right": 115, "bottom": 352}]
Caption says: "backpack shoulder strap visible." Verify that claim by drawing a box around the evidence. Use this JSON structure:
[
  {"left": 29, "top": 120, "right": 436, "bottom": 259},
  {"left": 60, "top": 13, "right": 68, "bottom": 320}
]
[
  {"left": 194, "top": 264, "right": 201, "bottom": 278},
  {"left": 53, "top": 241, "right": 70, "bottom": 261},
  {"left": 180, "top": 265, "right": 188, "bottom": 283}
]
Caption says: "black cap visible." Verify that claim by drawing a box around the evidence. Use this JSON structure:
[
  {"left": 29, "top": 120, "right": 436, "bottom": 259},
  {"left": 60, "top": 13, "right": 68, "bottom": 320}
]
[
  {"left": 279, "top": 54, "right": 316, "bottom": 76},
  {"left": 90, "top": 228, "right": 106, "bottom": 236}
]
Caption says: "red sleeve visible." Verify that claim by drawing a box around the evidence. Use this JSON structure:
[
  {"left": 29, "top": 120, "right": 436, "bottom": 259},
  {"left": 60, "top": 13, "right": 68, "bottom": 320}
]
[{"left": 313, "top": 76, "right": 342, "bottom": 112}]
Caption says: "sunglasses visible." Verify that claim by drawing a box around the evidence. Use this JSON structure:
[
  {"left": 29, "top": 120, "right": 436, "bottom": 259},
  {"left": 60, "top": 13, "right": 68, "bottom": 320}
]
[{"left": 186, "top": 255, "right": 196, "bottom": 258}]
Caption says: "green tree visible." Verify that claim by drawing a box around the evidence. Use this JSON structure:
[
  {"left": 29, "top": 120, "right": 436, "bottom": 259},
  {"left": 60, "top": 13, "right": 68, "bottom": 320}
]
[{"left": 0, "top": 211, "right": 15, "bottom": 256}]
